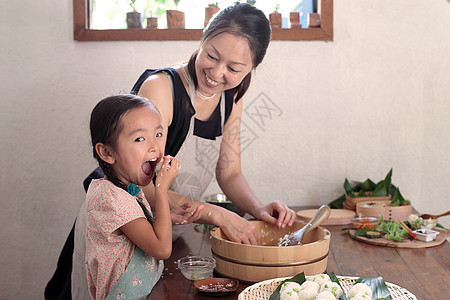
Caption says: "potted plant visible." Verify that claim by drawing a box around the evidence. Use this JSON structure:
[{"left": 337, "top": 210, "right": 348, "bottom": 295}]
[
  {"left": 146, "top": 15, "right": 158, "bottom": 29},
  {"left": 269, "top": 4, "right": 281, "bottom": 29},
  {"left": 145, "top": 10, "right": 158, "bottom": 29},
  {"left": 204, "top": 2, "right": 220, "bottom": 28},
  {"left": 124, "top": 0, "right": 142, "bottom": 28},
  {"left": 290, "top": 11, "right": 301, "bottom": 28},
  {"left": 308, "top": 13, "right": 321, "bottom": 28},
  {"left": 166, "top": 0, "right": 185, "bottom": 29},
  {"left": 144, "top": 0, "right": 166, "bottom": 29}
]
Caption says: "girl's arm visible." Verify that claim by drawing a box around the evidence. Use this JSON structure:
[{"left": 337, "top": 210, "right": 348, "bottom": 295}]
[
  {"left": 120, "top": 156, "right": 178, "bottom": 260},
  {"left": 216, "top": 99, "right": 297, "bottom": 238}
]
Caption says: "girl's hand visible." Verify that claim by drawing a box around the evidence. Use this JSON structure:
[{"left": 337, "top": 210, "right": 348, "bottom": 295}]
[
  {"left": 255, "top": 200, "right": 296, "bottom": 229},
  {"left": 155, "top": 155, "right": 179, "bottom": 191},
  {"left": 170, "top": 203, "right": 204, "bottom": 225}
]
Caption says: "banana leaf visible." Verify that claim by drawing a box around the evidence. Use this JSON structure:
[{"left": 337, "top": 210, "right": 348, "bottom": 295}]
[
  {"left": 329, "top": 194, "right": 346, "bottom": 208},
  {"left": 344, "top": 178, "right": 353, "bottom": 195},
  {"left": 384, "top": 168, "right": 392, "bottom": 196},
  {"left": 329, "top": 272, "right": 349, "bottom": 300},
  {"left": 329, "top": 169, "right": 399, "bottom": 208},
  {"left": 390, "top": 188, "right": 410, "bottom": 207},
  {"left": 371, "top": 169, "right": 392, "bottom": 197},
  {"left": 355, "top": 276, "right": 392, "bottom": 300},
  {"left": 354, "top": 179, "right": 377, "bottom": 192}
]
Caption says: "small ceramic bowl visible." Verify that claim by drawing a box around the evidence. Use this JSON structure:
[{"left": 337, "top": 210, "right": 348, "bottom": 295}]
[
  {"left": 413, "top": 229, "right": 440, "bottom": 242},
  {"left": 352, "top": 215, "right": 380, "bottom": 230},
  {"left": 178, "top": 256, "right": 216, "bottom": 281},
  {"left": 420, "top": 218, "right": 437, "bottom": 230},
  {"left": 194, "top": 277, "right": 239, "bottom": 296}
]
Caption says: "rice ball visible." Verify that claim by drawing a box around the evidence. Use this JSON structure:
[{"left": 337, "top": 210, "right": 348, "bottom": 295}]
[
  {"left": 314, "top": 291, "right": 336, "bottom": 300},
  {"left": 300, "top": 281, "right": 320, "bottom": 293},
  {"left": 280, "top": 289, "right": 300, "bottom": 300},
  {"left": 320, "top": 281, "right": 343, "bottom": 298},
  {"left": 281, "top": 282, "right": 302, "bottom": 293},
  {"left": 280, "top": 282, "right": 302, "bottom": 300},
  {"left": 348, "top": 283, "right": 372, "bottom": 299},
  {"left": 297, "top": 288, "right": 318, "bottom": 300},
  {"left": 311, "top": 274, "right": 331, "bottom": 287},
  {"left": 350, "top": 293, "right": 371, "bottom": 300}
]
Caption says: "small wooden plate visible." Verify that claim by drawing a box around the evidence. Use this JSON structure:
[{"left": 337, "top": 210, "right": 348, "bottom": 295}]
[
  {"left": 194, "top": 277, "right": 239, "bottom": 296},
  {"left": 297, "top": 209, "right": 355, "bottom": 225}
]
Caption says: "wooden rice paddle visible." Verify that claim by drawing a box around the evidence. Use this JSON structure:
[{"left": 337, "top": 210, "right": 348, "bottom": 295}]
[
  {"left": 420, "top": 210, "right": 450, "bottom": 219},
  {"left": 282, "top": 205, "right": 331, "bottom": 246}
]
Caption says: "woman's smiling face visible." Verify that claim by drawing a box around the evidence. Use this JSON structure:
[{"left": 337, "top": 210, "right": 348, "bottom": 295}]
[
  {"left": 110, "top": 106, "right": 164, "bottom": 187},
  {"left": 195, "top": 32, "right": 253, "bottom": 97}
]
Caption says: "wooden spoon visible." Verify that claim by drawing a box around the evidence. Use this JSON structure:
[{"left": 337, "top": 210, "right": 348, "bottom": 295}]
[
  {"left": 419, "top": 210, "right": 450, "bottom": 219},
  {"left": 279, "top": 205, "right": 331, "bottom": 246}
]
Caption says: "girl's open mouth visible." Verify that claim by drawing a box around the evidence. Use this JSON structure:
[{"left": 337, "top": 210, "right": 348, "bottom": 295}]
[{"left": 142, "top": 157, "right": 160, "bottom": 178}]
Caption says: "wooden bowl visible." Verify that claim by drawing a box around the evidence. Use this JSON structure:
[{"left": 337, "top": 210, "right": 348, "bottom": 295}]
[
  {"left": 356, "top": 201, "right": 412, "bottom": 221},
  {"left": 344, "top": 192, "right": 391, "bottom": 210},
  {"left": 210, "top": 220, "right": 330, "bottom": 283}
]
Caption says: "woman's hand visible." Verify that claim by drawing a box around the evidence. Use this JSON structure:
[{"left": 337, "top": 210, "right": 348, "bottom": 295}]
[
  {"left": 255, "top": 200, "right": 296, "bottom": 229},
  {"left": 217, "top": 210, "right": 258, "bottom": 245},
  {"left": 171, "top": 203, "right": 205, "bottom": 225}
]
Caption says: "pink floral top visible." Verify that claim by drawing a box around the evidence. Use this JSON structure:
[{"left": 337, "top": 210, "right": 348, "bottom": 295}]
[{"left": 85, "top": 179, "right": 152, "bottom": 300}]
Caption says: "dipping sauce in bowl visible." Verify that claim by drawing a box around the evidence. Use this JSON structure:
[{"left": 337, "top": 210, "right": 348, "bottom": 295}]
[
  {"left": 194, "top": 278, "right": 239, "bottom": 296},
  {"left": 352, "top": 216, "right": 380, "bottom": 230}
]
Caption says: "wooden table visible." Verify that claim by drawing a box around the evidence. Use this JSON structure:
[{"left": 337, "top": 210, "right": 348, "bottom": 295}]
[{"left": 148, "top": 208, "right": 450, "bottom": 299}]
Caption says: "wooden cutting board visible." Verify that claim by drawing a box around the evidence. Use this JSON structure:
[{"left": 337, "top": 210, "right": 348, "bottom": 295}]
[
  {"left": 349, "top": 228, "right": 448, "bottom": 248},
  {"left": 297, "top": 209, "right": 355, "bottom": 225}
]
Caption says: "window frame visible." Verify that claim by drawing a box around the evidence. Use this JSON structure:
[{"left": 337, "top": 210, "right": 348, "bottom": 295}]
[{"left": 73, "top": 0, "right": 333, "bottom": 41}]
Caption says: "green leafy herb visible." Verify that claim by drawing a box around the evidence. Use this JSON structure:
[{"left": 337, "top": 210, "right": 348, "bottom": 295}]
[
  {"left": 354, "top": 228, "right": 372, "bottom": 236},
  {"left": 376, "top": 219, "right": 409, "bottom": 242}
]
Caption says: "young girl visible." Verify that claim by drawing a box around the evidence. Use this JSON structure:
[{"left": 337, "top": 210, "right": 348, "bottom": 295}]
[{"left": 86, "top": 94, "right": 180, "bottom": 299}]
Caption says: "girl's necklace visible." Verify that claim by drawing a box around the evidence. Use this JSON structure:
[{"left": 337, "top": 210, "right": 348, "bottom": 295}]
[{"left": 180, "top": 65, "right": 217, "bottom": 100}]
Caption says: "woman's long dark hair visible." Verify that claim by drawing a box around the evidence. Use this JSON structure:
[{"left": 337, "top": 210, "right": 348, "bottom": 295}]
[
  {"left": 188, "top": 2, "right": 271, "bottom": 102},
  {"left": 90, "top": 94, "right": 158, "bottom": 190}
]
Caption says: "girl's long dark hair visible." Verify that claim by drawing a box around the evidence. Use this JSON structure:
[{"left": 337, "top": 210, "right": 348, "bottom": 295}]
[
  {"left": 188, "top": 2, "right": 271, "bottom": 102},
  {"left": 90, "top": 94, "right": 158, "bottom": 190}
]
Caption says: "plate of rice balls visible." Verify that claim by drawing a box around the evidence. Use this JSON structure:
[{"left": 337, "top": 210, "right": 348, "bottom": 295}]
[{"left": 238, "top": 272, "right": 417, "bottom": 300}]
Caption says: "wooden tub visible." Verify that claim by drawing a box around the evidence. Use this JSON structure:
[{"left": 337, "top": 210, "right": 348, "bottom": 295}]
[
  {"left": 210, "top": 221, "right": 330, "bottom": 283},
  {"left": 356, "top": 201, "right": 412, "bottom": 221}
]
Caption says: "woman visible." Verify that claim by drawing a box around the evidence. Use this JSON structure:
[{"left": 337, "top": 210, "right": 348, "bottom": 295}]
[
  {"left": 46, "top": 3, "right": 296, "bottom": 299},
  {"left": 131, "top": 2, "right": 296, "bottom": 244}
]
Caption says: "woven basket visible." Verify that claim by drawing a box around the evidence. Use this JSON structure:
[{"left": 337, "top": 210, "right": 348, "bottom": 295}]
[{"left": 238, "top": 275, "right": 416, "bottom": 300}]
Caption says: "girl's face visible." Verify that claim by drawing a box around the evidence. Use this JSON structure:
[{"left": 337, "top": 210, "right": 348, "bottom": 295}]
[
  {"left": 110, "top": 106, "right": 164, "bottom": 187},
  {"left": 196, "top": 32, "right": 253, "bottom": 97}
]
